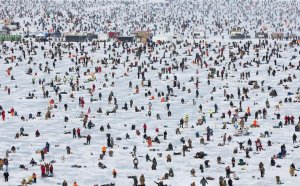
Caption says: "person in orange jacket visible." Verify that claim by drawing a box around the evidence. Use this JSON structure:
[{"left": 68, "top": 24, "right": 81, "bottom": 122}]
[
  {"left": 147, "top": 138, "right": 152, "bottom": 147},
  {"left": 102, "top": 146, "right": 106, "bottom": 155},
  {"left": 253, "top": 120, "right": 257, "bottom": 127},
  {"left": 73, "top": 181, "right": 78, "bottom": 186},
  {"left": 10, "top": 108, "right": 14, "bottom": 116}
]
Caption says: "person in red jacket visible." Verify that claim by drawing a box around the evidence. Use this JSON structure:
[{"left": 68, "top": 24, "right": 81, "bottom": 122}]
[
  {"left": 291, "top": 115, "right": 295, "bottom": 124},
  {"left": 285, "top": 115, "right": 288, "bottom": 125},
  {"left": 1, "top": 110, "right": 5, "bottom": 121},
  {"left": 77, "top": 128, "right": 81, "bottom": 137},
  {"left": 41, "top": 164, "right": 46, "bottom": 177},
  {"left": 10, "top": 108, "right": 14, "bottom": 116},
  {"left": 49, "top": 164, "right": 53, "bottom": 175},
  {"left": 155, "top": 128, "right": 159, "bottom": 133},
  {"left": 81, "top": 98, "right": 85, "bottom": 107}
]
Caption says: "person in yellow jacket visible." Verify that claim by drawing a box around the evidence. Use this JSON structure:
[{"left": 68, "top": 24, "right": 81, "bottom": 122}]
[
  {"left": 21, "top": 178, "right": 27, "bottom": 186},
  {"left": 289, "top": 167, "right": 295, "bottom": 176},
  {"left": 0, "top": 158, "right": 4, "bottom": 170},
  {"left": 27, "top": 176, "right": 33, "bottom": 184}
]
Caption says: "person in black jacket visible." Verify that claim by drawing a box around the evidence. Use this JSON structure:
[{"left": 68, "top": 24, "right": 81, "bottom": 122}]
[
  {"left": 271, "top": 157, "right": 276, "bottom": 166},
  {"left": 293, "top": 133, "right": 297, "bottom": 143},
  {"left": 62, "top": 180, "right": 68, "bottom": 186},
  {"left": 73, "top": 128, "right": 76, "bottom": 138},
  {"left": 3, "top": 171, "right": 9, "bottom": 181},
  {"left": 228, "top": 178, "right": 233, "bottom": 186},
  {"left": 133, "top": 157, "right": 138, "bottom": 169}
]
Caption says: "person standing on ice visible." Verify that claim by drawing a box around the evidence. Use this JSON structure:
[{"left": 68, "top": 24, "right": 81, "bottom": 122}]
[
  {"left": 147, "top": 137, "right": 152, "bottom": 147},
  {"left": 45, "top": 163, "right": 50, "bottom": 176},
  {"left": 3, "top": 157, "right": 8, "bottom": 171},
  {"left": 64, "top": 104, "right": 68, "bottom": 111},
  {"left": 228, "top": 177, "right": 233, "bottom": 186},
  {"left": 139, "top": 174, "right": 145, "bottom": 186},
  {"left": 259, "top": 162, "right": 265, "bottom": 177},
  {"left": 112, "top": 169, "right": 117, "bottom": 178},
  {"left": 289, "top": 163, "right": 296, "bottom": 176},
  {"left": 164, "top": 130, "right": 167, "bottom": 140},
  {"left": 66, "top": 146, "right": 71, "bottom": 154},
  {"left": 166, "top": 103, "right": 170, "bottom": 110},
  {"left": 179, "top": 118, "right": 184, "bottom": 128},
  {"left": 225, "top": 166, "right": 231, "bottom": 178},
  {"left": 152, "top": 158, "right": 157, "bottom": 170},
  {"left": 223, "top": 133, "right": 227, "bottom": 145},
  {"left": 182, "top": 144, "right": 187, "bottom": 156},
  {"left": 32, "top": 172, "right": 36, "bottom": 183},
  {"left": 49, "top": 164, "right": 54, "bottom": 175},
  {"left": 62, "top": 180, "right": 68, "bottom": 186},
  {"left": 133, "top": 145, "right": 137, "bottom": 156},
  {"left": 72, "top": 128, "right": 76, "bottom": 138},
  {"left": 3, "top": 171, "right": 9, "bottom": 182},
  {"left": 41, "top": 164, "right": 45, "bottom": 177},
  {"left": 293, "top": 133, "right": 297, "bottom": 143},
  {"left": 214, "top": 104, "right": 218, "bottom": 113},
  {"left": 10, "top": 108, "right": 14, "bottom": 116},
  {"left": 45, "top": 142, "right": 50, "bottom": 152},
  {"left": 80, "top": 97, "right": 85, "bottom": 107},
  {"left": 41, "top": 149, "right": 45, "bottom": 161},
  {"left": 247, "top": 139, "right": 252, "bottom": 146},
  {"left": 1, "top": 110, "right": 5, "bottom": 121},
  {"left": 76, "top": 128, "right": 81, "bottom": 137},
  {"left": 143, "top": 123, "right": 147, "bottom": 133},
  {"left": 102, "top": 146, "right": 106, "bottom": 155},
  {"left": 133, "top": 157, "right": 139, "bottom": 169},
  {"left": 86, "top": 134, "right": 91, "bottom": 144},
  {"left": 200, "top": 177, "right": 208, "bottom": 186}
]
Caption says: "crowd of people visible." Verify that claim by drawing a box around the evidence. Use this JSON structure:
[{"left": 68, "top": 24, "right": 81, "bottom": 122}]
[{"left": 0, "top": 0, "right": 300, "bottom": 185}]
